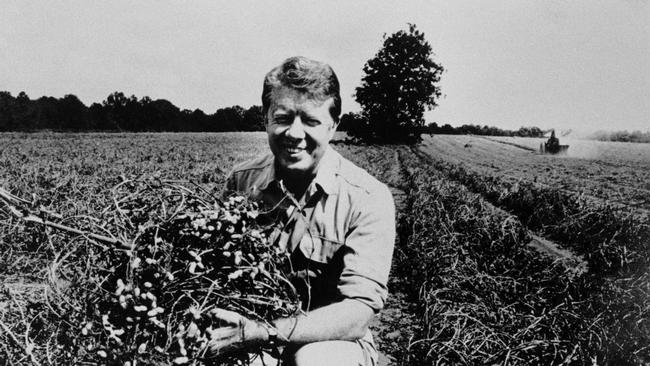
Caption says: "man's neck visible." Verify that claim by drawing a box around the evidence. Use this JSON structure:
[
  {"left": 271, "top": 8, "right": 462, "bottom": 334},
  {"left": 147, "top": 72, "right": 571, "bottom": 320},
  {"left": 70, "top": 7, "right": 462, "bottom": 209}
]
[{"left": 279, "top": 171, "right": 314, "bottom": 200}]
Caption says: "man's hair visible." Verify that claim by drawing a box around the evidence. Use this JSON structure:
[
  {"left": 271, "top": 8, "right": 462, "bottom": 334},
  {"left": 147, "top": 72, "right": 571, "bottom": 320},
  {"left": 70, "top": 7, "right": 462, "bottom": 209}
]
[{"left": 262, "top": 56, "right": 341, "bottom": 123}]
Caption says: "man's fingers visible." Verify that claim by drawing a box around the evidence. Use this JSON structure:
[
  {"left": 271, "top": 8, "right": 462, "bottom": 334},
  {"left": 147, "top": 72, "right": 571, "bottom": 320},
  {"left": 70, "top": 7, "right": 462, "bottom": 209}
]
[
  {"left": 209, "top": 326, "right": 239, "bottom": 341},
  {"left": 207, "top": 328, "right": 245, "bottom": 357},
  {"left": 208, "top": 340, "right": 241, "bottom": 355},
  {"left": 203, "top": 308, "right": 250, "bottom": 358},
  {"left": 210, "top": 308, "right": 243, "bottom": 325}
]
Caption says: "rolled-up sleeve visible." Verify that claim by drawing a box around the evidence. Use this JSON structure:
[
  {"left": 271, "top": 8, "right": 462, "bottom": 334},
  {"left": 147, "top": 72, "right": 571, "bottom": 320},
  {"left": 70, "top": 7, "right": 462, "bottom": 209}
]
[{"left": 338, "top": 184, "right": 396, "bottom": 312}]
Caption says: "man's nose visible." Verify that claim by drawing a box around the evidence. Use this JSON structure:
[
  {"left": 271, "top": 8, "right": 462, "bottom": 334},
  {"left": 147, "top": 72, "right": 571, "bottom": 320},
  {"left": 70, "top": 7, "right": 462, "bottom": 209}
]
[{"left": 284, "top": 116, "right": 305, "bottom": 139}]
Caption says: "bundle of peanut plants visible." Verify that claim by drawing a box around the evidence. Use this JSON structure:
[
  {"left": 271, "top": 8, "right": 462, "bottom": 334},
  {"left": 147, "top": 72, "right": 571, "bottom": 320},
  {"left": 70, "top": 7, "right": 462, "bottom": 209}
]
[{"left": 0, "top": 178, "right": 301, "bottom": 366}]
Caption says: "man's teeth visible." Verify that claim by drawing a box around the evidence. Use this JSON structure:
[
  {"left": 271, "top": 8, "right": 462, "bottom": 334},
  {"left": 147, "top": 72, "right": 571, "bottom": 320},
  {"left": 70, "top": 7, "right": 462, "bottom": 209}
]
[{"left": 285, "top": 146, "right": 304, "bottom": 153}]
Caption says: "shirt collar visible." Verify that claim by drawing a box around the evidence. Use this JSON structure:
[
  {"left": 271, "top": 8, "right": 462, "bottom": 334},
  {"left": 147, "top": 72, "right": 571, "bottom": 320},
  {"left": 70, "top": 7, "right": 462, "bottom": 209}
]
[
  {"left": 255, "top": 153, "right": 278, "bottom": 192},
  {"left": 257, "top": 146, "right": 340, "bottom": 196}
]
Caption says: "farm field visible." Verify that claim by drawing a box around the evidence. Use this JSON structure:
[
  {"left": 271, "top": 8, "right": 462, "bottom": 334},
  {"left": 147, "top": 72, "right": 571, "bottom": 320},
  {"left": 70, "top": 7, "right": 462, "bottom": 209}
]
[
  {"left": 0, "top": 132, "right": 269, "bottom": 282},
  {"left": 419, "top": 135, "right": 650, "bottom": 212},
  {"left": 486, "top": 135, "right": 650, "bottom": 164},
  {"left": 0, "top": 132, "right": 648, "bottom": 365}
]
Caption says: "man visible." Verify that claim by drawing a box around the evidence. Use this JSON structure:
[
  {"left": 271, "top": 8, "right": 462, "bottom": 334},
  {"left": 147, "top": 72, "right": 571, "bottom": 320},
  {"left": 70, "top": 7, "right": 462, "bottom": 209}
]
[{"left": 211, "top": 56, "right": 395, "bottom": 366}]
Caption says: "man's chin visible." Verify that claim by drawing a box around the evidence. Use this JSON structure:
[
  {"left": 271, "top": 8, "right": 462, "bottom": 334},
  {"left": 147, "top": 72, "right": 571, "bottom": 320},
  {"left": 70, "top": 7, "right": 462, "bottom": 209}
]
[{"left": 277, "top": 158, "right": 314, "bottom": 176}]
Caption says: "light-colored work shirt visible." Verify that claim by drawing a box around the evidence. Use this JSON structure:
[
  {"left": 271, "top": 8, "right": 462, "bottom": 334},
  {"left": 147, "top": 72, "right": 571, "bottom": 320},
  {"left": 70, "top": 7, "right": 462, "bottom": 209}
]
[{"left": 225, "top": 146, "right": 395, "bottom": 343}]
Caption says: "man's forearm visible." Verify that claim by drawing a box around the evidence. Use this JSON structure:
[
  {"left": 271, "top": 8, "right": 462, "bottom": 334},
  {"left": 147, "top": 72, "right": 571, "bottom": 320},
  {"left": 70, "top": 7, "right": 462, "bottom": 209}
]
[{"left": 272, "top": 299, "right": 374, "bottom": 345}]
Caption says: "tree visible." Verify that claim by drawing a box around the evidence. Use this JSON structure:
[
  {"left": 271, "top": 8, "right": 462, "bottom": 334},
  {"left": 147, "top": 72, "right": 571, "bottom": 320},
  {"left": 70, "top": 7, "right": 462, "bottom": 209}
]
[
  {"left": 338, "top": 111, "right": 370, "bottom": 139},
  {"left": 182, "top": 109, "right": 209, "bottom": 131},
  {"left": 142, "top": 99, "right": 181, "bottom": 131},
  {"left": 11, "top": 91, "right": 41, "bottom": 130},
  {"left": 0, "top": 91, "right": 15, "bottom": 131},
  {"left": 354, "top": 24, "right": 443, "bottom": 143},
  {"left": 241, "top": 105, "right": 265, "bottom": 131},
  {"left": 58, "top": 94, "right": 89, "bottom": 130},
  {"left": 102, "top": 92, "right": 130, "bottom": 130},
  {"left": 211, "top": 106, "right": 245, "bottom": 132}
]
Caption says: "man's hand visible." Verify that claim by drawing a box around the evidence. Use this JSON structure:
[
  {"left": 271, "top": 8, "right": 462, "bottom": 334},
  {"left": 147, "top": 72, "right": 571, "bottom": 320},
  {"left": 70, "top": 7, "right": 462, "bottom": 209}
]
[
  {"left": 207, "top": 300, "right": 375, "bottom": 357},
  {"left": 207, "top": 309, "right": 268, "bottom": 357}
]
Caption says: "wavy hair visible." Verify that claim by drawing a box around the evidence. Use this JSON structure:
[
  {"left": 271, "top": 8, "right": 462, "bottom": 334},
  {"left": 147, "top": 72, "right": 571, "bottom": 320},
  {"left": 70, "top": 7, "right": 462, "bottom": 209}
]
[{"left": 262, "top": 56, "right": 341, "bottom": 122}]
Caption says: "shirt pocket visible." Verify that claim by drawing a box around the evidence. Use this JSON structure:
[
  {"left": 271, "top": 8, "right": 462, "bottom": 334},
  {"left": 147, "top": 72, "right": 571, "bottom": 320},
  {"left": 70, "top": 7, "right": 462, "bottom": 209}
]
[{"left": 297, "top": 232, "right": 344, "bottom": 264}]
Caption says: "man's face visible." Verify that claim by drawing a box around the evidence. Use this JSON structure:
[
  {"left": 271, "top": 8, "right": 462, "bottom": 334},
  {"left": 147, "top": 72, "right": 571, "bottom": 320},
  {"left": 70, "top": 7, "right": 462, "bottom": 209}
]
[{"left": 266, "top": 87, "right": 338, "bottom": 179}]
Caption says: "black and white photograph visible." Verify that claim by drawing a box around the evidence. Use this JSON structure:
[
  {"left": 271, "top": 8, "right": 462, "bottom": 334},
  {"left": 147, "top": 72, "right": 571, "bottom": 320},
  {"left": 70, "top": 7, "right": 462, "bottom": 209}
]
[{"left": 0, "top": 1, "right": 648, "bottom": 365}]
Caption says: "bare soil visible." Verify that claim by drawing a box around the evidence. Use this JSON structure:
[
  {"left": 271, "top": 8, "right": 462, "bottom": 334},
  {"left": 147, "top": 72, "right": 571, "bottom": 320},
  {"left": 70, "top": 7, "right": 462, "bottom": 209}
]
[{"left": 419, "top": 135, "right": 650, "bottom": 212}]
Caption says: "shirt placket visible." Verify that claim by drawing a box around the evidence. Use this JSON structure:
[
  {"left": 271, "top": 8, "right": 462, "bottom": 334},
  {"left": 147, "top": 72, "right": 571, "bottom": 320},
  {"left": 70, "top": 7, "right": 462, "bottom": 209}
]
[
  {"left": 289, "top": 185, "right": 324, "bottom": 253},
  {"left": 267, "top": 182, "right": 322, "bottom": 254}
]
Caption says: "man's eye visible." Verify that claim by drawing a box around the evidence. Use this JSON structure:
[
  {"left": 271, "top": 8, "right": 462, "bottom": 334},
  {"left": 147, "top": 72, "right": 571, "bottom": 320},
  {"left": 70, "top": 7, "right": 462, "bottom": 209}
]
[
  {"left": 304, "top": 119, "right": 320, "bottom": 127},
  {"left": 273, "top": 116, "right": 290, "bottom": 124}
]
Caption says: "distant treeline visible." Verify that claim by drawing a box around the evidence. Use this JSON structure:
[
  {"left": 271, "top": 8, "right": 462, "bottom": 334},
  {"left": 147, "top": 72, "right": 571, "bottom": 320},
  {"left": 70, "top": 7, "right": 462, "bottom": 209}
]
[
  {"left": 6, "top": 91, "right": 643, "bottom": 142},
  {"left": 0, "top": 91, "right": 549, "bottom": 137},
  {"left": 0, "top": 91, "right": 265, "bottom": 132},
  {"left": 423, "top": 122, "right": 546, "bottom": 137},
  {"left": 338, "top": 112, "right": 547, "bottom": 138},
  {"left": 588, "top": 130, "right": 650, "bottom": 143}
]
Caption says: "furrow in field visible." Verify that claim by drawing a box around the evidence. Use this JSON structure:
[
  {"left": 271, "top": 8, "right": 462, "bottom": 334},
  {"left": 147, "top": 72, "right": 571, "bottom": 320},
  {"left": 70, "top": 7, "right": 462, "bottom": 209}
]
[
  {"left": 421, "top": 135, "right": 650, "bottom": 212},
  {"left": 475, "top": 135, "right": 538, "bottom": 152},
  {"left": 402, "top": 143, "right": 649, "bottom": 365},
  {"left": 395, "top": 147, "right": 601, "bottom": 364},
  {"left": 409, "top": 145, "right": 587, "bottom": 268}
]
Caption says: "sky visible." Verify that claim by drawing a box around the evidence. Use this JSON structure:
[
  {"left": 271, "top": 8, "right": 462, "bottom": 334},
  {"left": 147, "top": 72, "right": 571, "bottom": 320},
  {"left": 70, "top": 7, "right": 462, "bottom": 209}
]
[{"left": 1, "top": 0, "right": 648, "bottom": 132}]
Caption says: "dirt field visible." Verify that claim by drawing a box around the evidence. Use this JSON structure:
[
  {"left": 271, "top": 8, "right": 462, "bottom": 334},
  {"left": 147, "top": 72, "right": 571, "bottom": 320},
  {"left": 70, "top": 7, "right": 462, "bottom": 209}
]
[
  {"left": 419, "top": 135, "right": 650, "bottom": 212},
  {"left": 1, "top": 133, "right": 648, "bottom": 365}
]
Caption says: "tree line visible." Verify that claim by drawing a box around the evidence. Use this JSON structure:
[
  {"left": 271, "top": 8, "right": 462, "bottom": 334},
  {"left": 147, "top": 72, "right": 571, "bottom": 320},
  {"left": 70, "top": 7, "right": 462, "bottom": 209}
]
[
  {"left": 0, "top": 91, "right": 265, "bottom": 132},
  {"left": 588, "top": 130, "right": 650, "bottom": 143},
  {"left": 0, "top": 90, "right": 554, "bottom": 138},
  {"left": 423, "top": 122, "right": 546, "bottom": 137},
  {"left": 339, "top": 112, "right": 546, "bottom": 138}
]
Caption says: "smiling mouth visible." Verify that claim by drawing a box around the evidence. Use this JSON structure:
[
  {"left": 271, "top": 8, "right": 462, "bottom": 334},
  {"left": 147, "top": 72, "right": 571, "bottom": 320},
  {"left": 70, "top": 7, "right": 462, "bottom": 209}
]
[
  {"left": 285, "top": 147, "right": 304, "bottom": 154},
  {"left": 281, "top": 143, "right": 306, "bottom": 155}
]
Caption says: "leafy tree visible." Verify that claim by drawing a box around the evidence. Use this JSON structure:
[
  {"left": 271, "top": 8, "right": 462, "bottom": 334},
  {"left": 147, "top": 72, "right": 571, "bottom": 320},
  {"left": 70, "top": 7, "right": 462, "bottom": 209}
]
[
  {"left": 338, "top": 112, "right": 359, "bottom": 132},
  {"left": 88, "top": 102, "right": 109, "bottom": 130},
  {"left": 142, "top": 99, "right": 181, "bottom": 131},
  {"left": 338, "top": 112, "right": 369, "bottom": 139},
  {"left": 212, "top": 106, "right": 245, "bottom": 132},
  {"left": 0, "top": 91, "right": 15, "bottom": 131},
  {"left": 354, "top": 24, "right": 443, "bottom": 143},
  {"left": 183, "top": 109, "right": 209, "bottom": 131},
  {"left": 102, "top": 92, "right": 131, "bottom": 130},
  {"left": 58, "top": 94, "right": 89, "bottom": 130},
  {"left": 241, "top": 105, "right": 265, "bottom": 131},
  {"left": 12, "top": 91, "right": 36, "bottom": 130}
]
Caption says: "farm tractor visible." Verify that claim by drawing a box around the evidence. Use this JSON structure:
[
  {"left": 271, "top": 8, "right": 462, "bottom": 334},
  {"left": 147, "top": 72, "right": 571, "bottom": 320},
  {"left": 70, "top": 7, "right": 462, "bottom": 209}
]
[{"left": 540, "top": 130, "right": 569, "bottom": 154}]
